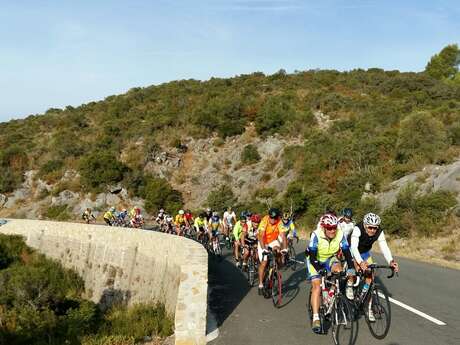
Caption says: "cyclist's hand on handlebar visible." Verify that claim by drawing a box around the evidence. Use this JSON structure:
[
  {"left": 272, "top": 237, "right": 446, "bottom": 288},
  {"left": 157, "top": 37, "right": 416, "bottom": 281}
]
[
  {"left": 359, "top": 261, "right": 369, "bottom": 272},
  {"left": 318, "top": 268, "right": 328, "bottom": 276},
  {"left": 390, "top": 260, "right": 399, "bottom": 273}
]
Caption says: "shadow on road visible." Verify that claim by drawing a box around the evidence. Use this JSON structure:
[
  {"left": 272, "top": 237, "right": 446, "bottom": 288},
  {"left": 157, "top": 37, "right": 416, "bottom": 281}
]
[{"left": 208, "top": 250, "right": 251, "bottom": 328}]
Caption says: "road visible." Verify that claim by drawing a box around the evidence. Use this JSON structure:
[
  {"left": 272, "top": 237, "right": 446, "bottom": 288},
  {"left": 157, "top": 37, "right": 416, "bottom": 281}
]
[{"left": 207, "top": 240, "right": 460, "bottom": 345}]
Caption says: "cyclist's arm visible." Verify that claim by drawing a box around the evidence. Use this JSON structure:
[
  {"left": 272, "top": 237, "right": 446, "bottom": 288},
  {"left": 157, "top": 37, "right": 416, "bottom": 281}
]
[
  {"left": 308, "top": 232, "right": 322, "bottom": 271},
  {"left": 350, "top": 226, "right": 364, "bottom": 264},
  {"left": 377, "top": 231, "right": 394, "bottom": 264}
]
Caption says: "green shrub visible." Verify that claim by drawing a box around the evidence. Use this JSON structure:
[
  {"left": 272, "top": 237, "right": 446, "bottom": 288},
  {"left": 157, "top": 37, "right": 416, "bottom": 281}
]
[
  {"left": 0, "top": 234, "right": 32, "bottom": 269},
  {"left": 79, "top": 152, "right": 128, "bottom": 191},
  {"left": 141, "top": 177, "right": 183, "bottom": 214},
  {"left": 206, "top": 185, "right": 237, "bottom": 212},
  {"left": 44, "top": 205, "right": 71, "bottom": 221},
  {"left": 382, "top": 186, "right": 457, "bottom": 237},
  {"left": 241, "top": 144, "right": 261, "bottom": 165}
]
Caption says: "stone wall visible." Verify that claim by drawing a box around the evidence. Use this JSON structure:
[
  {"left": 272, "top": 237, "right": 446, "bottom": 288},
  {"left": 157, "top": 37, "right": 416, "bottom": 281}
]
[{"left": 0, "top": 219, "right": 207, "bottom": 345}]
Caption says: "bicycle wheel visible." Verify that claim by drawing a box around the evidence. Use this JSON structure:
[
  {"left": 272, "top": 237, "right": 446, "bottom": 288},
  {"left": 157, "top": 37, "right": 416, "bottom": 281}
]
[
  {"left": 271, "top": 270, "right": 282, "bottom": 308},
  {"left": 307, "top": 288, "right": 313, "bottom": 325},
  {"left": 247, "top": 257, "right": 255, "bottom": 287},
  {"left": 366, "top": 285, "right": 391, "bottom": 339},
  {"left": 288, "top": 244, "right": 297, "bottom": 271},
  {"left": 331, "top": 296, "right": 355, "bottom": 345}
]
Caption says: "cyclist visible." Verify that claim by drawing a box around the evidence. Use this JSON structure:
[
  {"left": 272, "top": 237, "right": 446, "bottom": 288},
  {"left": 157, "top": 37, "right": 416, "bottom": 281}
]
[
  {"left": 184, "top": 209, "right": 194, "bottom": 225},
  {"left": 116, "top": 209, "right": 128, "bottom": 226},
  {"left": 242, "top": 213, "right": 260, "bottom": 268},
  {"left": 232, "top": 212, "right": 248, "bottom": 268},
  {"left": 194, "top": 213, "right": 208, "bottom": 243},
  {"left": 204, "top": 207, "right": 213, "bottom": 222},
  {"left": 130, "top": 207, "right": 144, "bottom": 228},
  {"left": 165, "top": 214, "right": 174, "bottom": 233},
  {"left": 155, "top": 208, "right": 166, "bottom": 225},
  {"left": 349, "top": 212, "right": 399, "bottom": 322},
  {"left": 257, "top": 208, "right": 286, "bottom": 296},
  {"left": 307, "top": 213, "right": 355, "bottom": 334},
  {"left": 82, "top": 208, "right": 96, "bottom": 224},
  {"left": 338, "top": 207, "right": 355, "bottom": 238},
  {"left": 223, "top": 206, "right": 237, "bottom": 237},
  {"left": 103, "top": 207, "right": 116, "bottom": 226},
  {"left": 208, "top": 211, "right": 222, "bottom": 249},
  {"left": 280, "top": 211, "right": 297, "bottom": 248},
  {"left": 175, "top": 209, "right": 187, "bottom": 235}
]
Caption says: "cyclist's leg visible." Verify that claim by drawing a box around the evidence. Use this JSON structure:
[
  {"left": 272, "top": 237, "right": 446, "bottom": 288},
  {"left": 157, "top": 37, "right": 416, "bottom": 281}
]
[
  {"left": 257, "top": 243, "right": 268, "bottom": 289},
  {"left": 307, "top": 258, "right": 322, "bottom": 330}
]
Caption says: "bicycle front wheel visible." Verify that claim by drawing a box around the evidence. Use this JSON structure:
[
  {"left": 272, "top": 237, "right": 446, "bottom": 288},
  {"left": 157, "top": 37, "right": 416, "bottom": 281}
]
[
  {"left": 366, "top": 285, "right": 391, "bottom": 339},
  {"left": 331, "top": 296, "right": 355, "bottom": 345},
  {"left": 247, "top": 257, "right": 255, "bottom": 287},
  {"left": 271, "top": 270, "right": 282, "bottom": 308},
  {"left": 288, "top": 244, "right": 297, "bottom": 271}
]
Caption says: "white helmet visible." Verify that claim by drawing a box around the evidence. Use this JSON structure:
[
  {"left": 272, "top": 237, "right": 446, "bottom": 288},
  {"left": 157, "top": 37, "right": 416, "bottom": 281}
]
[
  {"left": 110, "top": 207, "right": 116, "bottom": 212},
  {"left": 363, "top": 213, "right": 381, "bottom": 227},
  {"left": 320, "top": 213, "right": 339, "bottom": 229},
  {"left": 179, "top": 210, "right": 185, "bottom": 215},
  {"left": 159, "top": 208, "right": 165, "bottom": 213}
]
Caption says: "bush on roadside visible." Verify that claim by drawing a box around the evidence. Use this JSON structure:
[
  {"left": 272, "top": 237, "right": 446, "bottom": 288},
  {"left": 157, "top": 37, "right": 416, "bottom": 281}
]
[{"left": 241, "top": 144, "right": 261, "bottom": 165}]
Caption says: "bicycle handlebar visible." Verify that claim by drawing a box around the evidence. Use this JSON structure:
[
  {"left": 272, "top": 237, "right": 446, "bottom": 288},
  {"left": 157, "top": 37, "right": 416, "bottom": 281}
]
[{"left": 367, "top": 264, "right": 397, "bottom": 279}]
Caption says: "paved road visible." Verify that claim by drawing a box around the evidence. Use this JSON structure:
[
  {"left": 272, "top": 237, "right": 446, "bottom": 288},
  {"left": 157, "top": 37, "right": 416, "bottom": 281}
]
[{"left": 207, "top": 240, "right": 460, "bottom": 345}]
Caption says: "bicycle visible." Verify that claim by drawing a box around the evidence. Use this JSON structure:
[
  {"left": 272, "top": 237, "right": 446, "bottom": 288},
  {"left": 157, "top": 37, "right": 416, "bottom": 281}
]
[
  {"left": 285, "top": 234, "right": 299, "bottom": 271},
  {"left": 352, "top": 264, "right": 396, "bottom": 340},
  {"left": 262, "top": 248, "right": 283, "bottom": 308},
  {"left": 307, "top": 270, "right": 356, "bottom": 345},
  {"left": 210, "top": 231, "right": 223, "bottom": 261},
  {"left": 243, "top": 240, "right": 258, "bottom": 287}
]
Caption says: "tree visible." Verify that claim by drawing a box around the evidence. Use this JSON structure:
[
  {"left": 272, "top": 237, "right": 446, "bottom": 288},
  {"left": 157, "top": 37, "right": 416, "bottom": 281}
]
[
  {"left": 141, "top": 177, "right": 183, "bottom": 214},
  {"left": 206, "top": 185, "right": 237, "bottom": 212},
  {"left": 425, "top": 44, "right": 460, "bottom": 80},
  {"left": 396, "top": 111, "right": 448, "bottom": 163},
  {"left": 78, "top": 152, "right": 128, "bottom": 190}
]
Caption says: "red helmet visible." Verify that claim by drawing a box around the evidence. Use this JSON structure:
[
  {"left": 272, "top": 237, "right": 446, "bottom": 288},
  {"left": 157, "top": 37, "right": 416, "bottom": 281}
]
[
  {"left": 320, "top": 213, "right": 338, "bottom": 230},
  {"left": 251, "top": 214, "right": 261, "bottom": 223}
]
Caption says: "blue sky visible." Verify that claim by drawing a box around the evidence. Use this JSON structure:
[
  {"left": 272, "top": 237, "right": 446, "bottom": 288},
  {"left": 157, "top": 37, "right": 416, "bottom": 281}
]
[{"left": 1, "top": 0, "right": 459, "bottom": 122}]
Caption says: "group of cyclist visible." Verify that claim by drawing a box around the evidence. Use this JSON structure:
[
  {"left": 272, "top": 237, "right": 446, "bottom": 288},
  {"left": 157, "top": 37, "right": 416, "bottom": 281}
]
[
  {"left": 307, "top": 208, "right": 399, "bottom": 334},
  {"left": 82, "top": 206, "right": 145, "bottom": 228}
]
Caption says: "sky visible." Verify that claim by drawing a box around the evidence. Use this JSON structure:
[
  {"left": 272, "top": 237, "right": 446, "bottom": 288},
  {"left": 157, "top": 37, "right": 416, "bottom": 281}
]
[{"left": 0, "top": 0, "right": 459, "bottom": 122}]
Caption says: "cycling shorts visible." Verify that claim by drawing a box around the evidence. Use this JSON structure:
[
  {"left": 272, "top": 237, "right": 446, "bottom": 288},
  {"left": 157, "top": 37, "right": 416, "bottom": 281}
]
[
  {"left": 360, "top": 251, "right": 374, "bottom": 264},
  {"left": 212, "top": 230, "right": 219, "bottom": 237},
  {"left": 245, "top": 237, "right": 257, "bottom": 246},
  {"left": 257, "top": 240, "right": 280, "bottom": 263},
  {"left": 306, "top": 256, "right": 341, "bottom": 281}
]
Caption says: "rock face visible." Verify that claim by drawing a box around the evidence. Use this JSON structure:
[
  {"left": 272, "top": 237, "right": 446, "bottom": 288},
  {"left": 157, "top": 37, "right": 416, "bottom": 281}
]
[{"left": 374, "top": 159, "right": 460, "bottom": 209}]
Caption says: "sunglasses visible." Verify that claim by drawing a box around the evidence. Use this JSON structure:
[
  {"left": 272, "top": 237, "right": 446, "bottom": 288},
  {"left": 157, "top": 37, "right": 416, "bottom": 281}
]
[
  {"left": 367, "top": 226, "right": 378, "bottom": 230},
  {"left": 324, "top": 226, "right": 337, "bottom": 231}
]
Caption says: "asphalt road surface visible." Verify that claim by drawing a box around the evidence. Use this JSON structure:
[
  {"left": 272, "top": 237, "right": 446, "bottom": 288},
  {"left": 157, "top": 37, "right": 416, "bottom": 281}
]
[{"left": 207, "top": 240, "right": 460, "bottom": 345}]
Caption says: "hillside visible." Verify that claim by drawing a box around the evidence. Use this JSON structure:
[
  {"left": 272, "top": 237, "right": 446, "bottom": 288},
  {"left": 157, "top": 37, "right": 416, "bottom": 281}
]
[{"left": 1, "top": 45, "right": 460, "bottom": 239}]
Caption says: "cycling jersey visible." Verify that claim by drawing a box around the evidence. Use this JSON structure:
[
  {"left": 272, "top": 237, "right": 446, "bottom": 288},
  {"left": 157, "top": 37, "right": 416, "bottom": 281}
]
[
  {"left": 185, "top": 212, "right": 193, "bottom": 223},
  {"left": 338, "top": 218, "right": 355, "bottom": 238},
  {"left": 233, "top": 220, "right": 247, "bottom": 241},
  {"left": 307, "top": 227, "right": 354, "bottom": 280},
  {"left": 104, "top": 211, "right": 115, "bottom": 219},
  {"left": 209, "top": 216, "right": 220, "bottom": 231},
  {"left": 308, "top": 227, "right": 349, "bottom": 262},
  {"left": 258, "top": 215, "right": 283, "bottom": 244},
  {"left": 194, "top": 217, "right": 206, "bottom": 230},
  {"left": 281, "top": 219, "right": 296, "bottom": 234},
  {"left": 175, "top": 214, "right": 186, "bottom": 226},
  {"left": 223, "top": 211, "right": 236, "bottom": 225},
  {"left": 349, "top": 223, "right": 393, "bottom": 264}
]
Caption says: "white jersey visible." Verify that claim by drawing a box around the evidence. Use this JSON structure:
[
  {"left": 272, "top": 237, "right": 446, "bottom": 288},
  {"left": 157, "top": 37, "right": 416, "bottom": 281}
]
[
  {"left": 223, "top": 211, "right": 236, "bottom": 225},
  {"left": 338, "top": 220, "right": 355, "bottom": 238}
]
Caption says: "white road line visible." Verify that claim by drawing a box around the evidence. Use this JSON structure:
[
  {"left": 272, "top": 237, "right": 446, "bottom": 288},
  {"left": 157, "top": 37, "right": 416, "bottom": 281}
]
[{"left": 378, "top": 293, "right": 447, "bottom": 326}]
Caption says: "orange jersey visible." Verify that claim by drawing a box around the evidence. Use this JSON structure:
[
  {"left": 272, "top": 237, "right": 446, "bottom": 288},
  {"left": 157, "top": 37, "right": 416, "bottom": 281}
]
[{"left": 258, "top": 215, "right": 283, "bottom": 243}]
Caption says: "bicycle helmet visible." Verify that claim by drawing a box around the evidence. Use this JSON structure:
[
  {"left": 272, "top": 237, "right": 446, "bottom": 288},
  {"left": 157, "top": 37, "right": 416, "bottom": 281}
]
[
  {"left": 268, "top": 208, "right": 281, "bottom": 219},
  {"left": 320, "top": 213, "right": 338, "bottom": 230},
  {"left": 212, "top": 211, "right": 218, "bottom": 217},
  {"left": 251, "top": 214, "right": 261, "bottom": 223},
  {"left": 282, "top": 211, "right": 291, "bottom": 222},
  {"left": 246, "top": 211, "right": 253, "bottom": 217},
  {"left": 206, "top": 207, "right": 211, "bottom": 212},
  {"left": 110, "top": 207, "right": 116, "bottom": 212},
  {"left": 179, "top": 209, "right": 185, "bottom": 215},
  {"left": 363, "top": 213, "right": 381, "bottom": 227},
  {"left": 342, "top": 208, "right": 353, "bottom": 219},
  {"left": 159, "top": 208, "right": 164, "bottom": 213},
  {"left": 240, "top": 211, "right": 247, "bottom": 219}
]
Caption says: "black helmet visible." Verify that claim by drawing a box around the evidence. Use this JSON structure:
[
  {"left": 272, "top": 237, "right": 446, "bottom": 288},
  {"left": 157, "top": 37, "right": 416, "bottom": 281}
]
[
  {"left": 342, "top": 208, "right": 353, "bottom": 218},
  {"left": 240, "top": 211, "right": 247, "bottom": 219},
  {"left": 268, "top": 208, "right": 281, "bottom": 219}
]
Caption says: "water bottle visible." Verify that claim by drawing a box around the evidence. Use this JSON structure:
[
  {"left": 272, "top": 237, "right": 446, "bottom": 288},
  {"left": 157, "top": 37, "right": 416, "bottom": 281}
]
[{"left": 322, "top": 288, "right": 331, "bottom": 305}]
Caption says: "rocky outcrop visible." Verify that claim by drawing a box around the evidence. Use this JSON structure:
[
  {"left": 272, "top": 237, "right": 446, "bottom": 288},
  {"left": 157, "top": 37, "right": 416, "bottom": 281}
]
[{"left": 374, "top": 159, "right": 460, "bottom": 209}]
